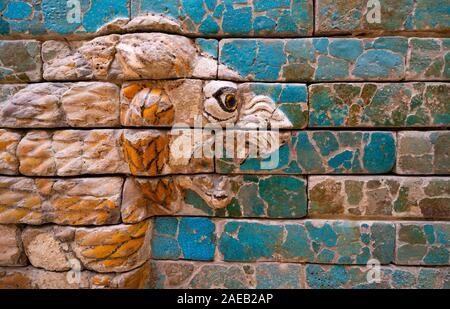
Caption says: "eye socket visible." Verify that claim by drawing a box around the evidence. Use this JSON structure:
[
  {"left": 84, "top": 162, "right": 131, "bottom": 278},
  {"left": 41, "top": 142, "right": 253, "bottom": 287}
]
[{"left": 224, "top": 94, "right": 236, "bottom": 110}]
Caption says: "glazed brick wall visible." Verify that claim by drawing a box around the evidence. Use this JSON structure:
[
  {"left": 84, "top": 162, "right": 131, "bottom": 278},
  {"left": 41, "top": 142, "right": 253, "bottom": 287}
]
[{"left": 0, "top": 0, "right": 449, "bottom": 289}]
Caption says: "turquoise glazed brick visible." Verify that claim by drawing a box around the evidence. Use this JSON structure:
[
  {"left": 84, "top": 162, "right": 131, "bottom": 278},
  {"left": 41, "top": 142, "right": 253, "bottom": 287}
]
[
  {"left": 0, "top": 0, "right": 130, "bottom": 37},
  {"left": 406, "top": 38, "right": 450, "bottom": 80},
  {"left": 195, "top": 38, "right": 219, "bottom": 59},
  {"left": 131, "top": 0, "right": 313, "bottom": 36},
  {"left": 315, "top": 0, "right": 450, "bottom": 35},
  {"left": 219, "top": 37, "right": 407, "bottom": 82},
  {"left": 148, "top": 261, "right": 303, "bottom": 288},
  {"left": 396, "top": 223, "right": 450, "bottom": 266},
  {"left": 216, "top": 131, "right": 396, "bottom": 174},
  {"left": 0, "top": 40, "right": 41, "bottom": 82},
  {"left": 151, "top": 217, "right": 216, "bottom": 261},
  {"left": 309, "top": 83, "right": 450, "bottom": 127},
  {"left": 396, "top": 131, "right": 450, "bottom": 175},
  {"left": 305, "top": 264, "right": 450, "bottom": 289},
  {"left": 218, "top": 220, "right": 395, "bottom": 264}
]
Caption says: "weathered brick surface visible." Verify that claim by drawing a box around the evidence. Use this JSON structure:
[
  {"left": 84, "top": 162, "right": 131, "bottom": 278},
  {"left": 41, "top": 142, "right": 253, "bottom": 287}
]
[
  {"left": 21, "top": 221, "right": 152, "bottom": 273},
  {"left": 217, "top": 131, "right": 396, "bottom": 174},
  {"left": 305, "top": 264, "right": 450, "bottom": 289},
  {"left": 308, "top": 176, "right": 450, "bottom": 219},
  {"left": 0, "top": 82, "right": 120, "bottom": 128},
  {"left": 395, "top": 222, "right": 450, "bottom": 266},
  {"left": 0, "top": 129, "right": 20, "bottom": 175},
  {"left": 0, "top": 40, "right": 41, "bottom": 83},
  {"left": 309, "top": 83, "right": 450, "bottom": 127},
  {"left": 0, "top": 262, "right": 151, "bottom": 289},
  {"left": 315, "top": 0, "right": 450, "bottom": 35},
  {"left": 42, "top": 34, "right": 217, "bottom": 81},
  {"left": 219, "top": 37, "right": 408, "bottom": 82},
  {"left": 151, "top": 218, "right": 396, "bottom": 265},
  {"left": 0, "top": 177, "right": 123, "bottom": 225},
  {"left": 407, "top": 38, "right": 450, "bottom": 80},
  {"left": 0, "top": 0, "right": 449, "bottom": 291},
  {"left": 396, "top": 131, "right": 450, "bottom": 175},
  {"left": 131, "top": 0, "right": 313, "bottom": 37},
  {"left": 149, "top": 261, "right": 303, "bottom": 289},
  {"left": 0, "top": 225, "right": 26, "bottom": 266},
  {"left": 121, "top": 80, "right": 308, "bottom": 129},
  {"left": 122, "top": 175, "right": 307, "bottom": 222},
  {"left": 0, "top": 0, "right": 130, "bottom": 38}
]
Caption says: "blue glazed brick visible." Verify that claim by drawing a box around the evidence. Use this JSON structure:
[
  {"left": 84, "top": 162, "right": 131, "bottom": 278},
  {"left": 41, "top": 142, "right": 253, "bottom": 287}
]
[
  {"left": 151, "top": 217, "right": 216, "bottom": 261},
  {"left": 0, "top": 0, "right": 129, "bottom": 37},
  {"left": 309, "top": 83, "right": 450, "bottom": 128},
  {"left": 131, "top": 0, "right": 313, "bottom": 36},
  {"left": 396, "top": 223, "right": 450, "bottom": 266},
  {"left": 316, "top": 0, "right": 450, "bottom": 35},
  {"left": 217, "top": 131, "right": 396, "bottom": 174},
  {"left": 219, "top": 37, "right": 407, "bottom": 82},
  {"left": 305, "top": 264, "right": 450, "bottom": 289},
  {"left": 218, "top": 220, "right": 395, "bottom": 264}
]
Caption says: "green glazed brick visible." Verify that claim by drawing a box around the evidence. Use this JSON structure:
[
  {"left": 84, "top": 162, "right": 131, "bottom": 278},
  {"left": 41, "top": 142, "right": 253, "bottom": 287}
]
[
  {"left": 0, "top": 0, "right": 130, "bottom": 38},
  {"left": 305, "top": 264, "right": 450, "bottom": 289},
  {"left": 219, "top": 37, "right": 407, "bottom": 82},
  {"left": 407, "top": 38, "right": 450, "bottom": 80},
  {"left": 217, "top": 220, "right": 395, "bottom": 264},
  {"left": 315, "top": 0, "right": 450, "bottom": 35},
  {"left": 396, "top": 131, "right": 450, "bottom": 175},
  {"left": 149, "top": 261, "right": 303, "bottom": 289},
  {"left": 0, "top": 40, "right": 41, "bottom": 83},
  {"left": 131, "top": 0, "right": 314, "bottom": 36},
  {"left": 308, "top": 176, "right": 450, "bottom": 219},
  {"left": 396, "top": 223, "right": 450, "bottom": 266},
  {"left": 122, "top": 175, "right": 307, "bottom": 223},
  {"left": 216, "top": 131, "right": 396, "bottom": 174},
  {"left": 309, "top": 83, "right": 450, "bottom": 127}
]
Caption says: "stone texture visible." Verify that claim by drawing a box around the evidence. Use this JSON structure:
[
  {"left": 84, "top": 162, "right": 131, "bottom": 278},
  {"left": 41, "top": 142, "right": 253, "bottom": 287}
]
[
  {"left": 21, "top": 220, "right": 152, "bottom": 273},
  {"left": 0, "top": 225, "right": 26, "bottom": 266},
  {"left": 407, "top": 38, "right": 450, "bottom": 80},
  {"left": 149, "top": 261, "right": 303, "bottom": 289},
  {"left": 151, "top": 217, "right": 216, "bottom": 261},
  {"left": 305, "top": 264, "right": 450, "bottom": 289},
  {"left": 0, "top": 129, "right": 20, "bottom": 175},
  {"left": 0, "top": 0, "right": 130, "bottom": 38},
  {"left": 0, "top": 82, "right": 120, "bottom": 128},
  {"left": 121, "top": 80, "right": 308, "bottom": 129},
  {"left": 42, "top": 33, "right": 217, "bottom": 81},
  {"left": 309, "top": 83, "right": 450, "bottom": 127},
  {"left": 16, "top": 130, "right": 128, "bottom": 176},
  {"left": 217, "top": 220, "right": 395, "bottom": 264},
  {"left": 315, "top": 0, "right": 450, "bottom": 35},
  {"left": 121, "top": 175, "right": 307, "bottom": 222},
  {"left": 396, "top": 131, "right": 450, "bottom": 175},
  {"left": 0, "top": 262, "right": 151, "bottom": 289},
  {"left": 131, "top": 0, "right": 313, "bottom": 37},
  {"left": 217, "top": 131, "right": 396, "bottom": 174},
  {"left": 219, "top": 37, "right": 407, "bottom": 81},
  {"left": 0, "top": 40, "right": 41, "bottom": 82},
  {"left": 396, "top": 223, "right": 450, "bottom": 266},
  {"left": 0, "top": 177, "right": 123, "bottom": 225},
  {"left": 309, "top": 176, "right": 450, "bottom": 219}
]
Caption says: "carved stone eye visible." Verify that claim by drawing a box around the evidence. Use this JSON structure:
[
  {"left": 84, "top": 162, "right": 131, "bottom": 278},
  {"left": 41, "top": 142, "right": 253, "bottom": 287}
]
[
  {"left": 213, "top": 87, "right": 238, "bottom": 113},
  {"left": 224, "top": 94, "right": 237, "bottom": 110}
]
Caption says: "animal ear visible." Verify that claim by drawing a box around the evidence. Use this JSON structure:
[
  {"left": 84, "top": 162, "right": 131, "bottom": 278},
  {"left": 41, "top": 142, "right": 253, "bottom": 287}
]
[{"left": 237, "top": 95, "right": 292, "bottom": 129}]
